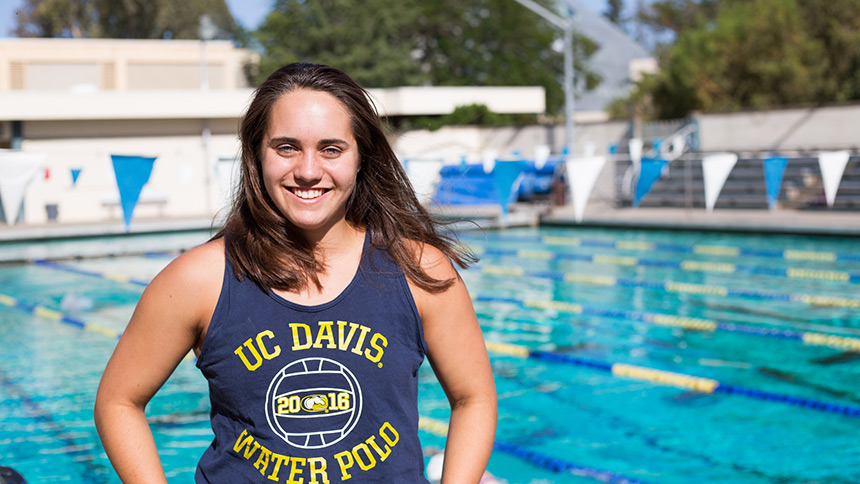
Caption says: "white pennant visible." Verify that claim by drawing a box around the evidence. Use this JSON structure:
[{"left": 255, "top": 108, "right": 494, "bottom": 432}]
[
  {"left": 818, "top": 150, "right": 851, "bottom": 207},
  {"left": 482, "top": 150, "right": 497, "bottom": 174},
  {"left": 0, "top": 151, "right": 45, "bottom": 225},
  {"left": 405, "top": 158, "right": 444, "bottom": 205},
  {"left": 534, "top": 145, "right": 550, "bottom": 170},
  {"left": 702, "top": 153, "right": 738, "bottom": 212},
  {"left": 566, "top": 155, "right": 606, "bottom": 222},
  {"left": 628, "top": 138, "right": 643, "bottom": 166}
]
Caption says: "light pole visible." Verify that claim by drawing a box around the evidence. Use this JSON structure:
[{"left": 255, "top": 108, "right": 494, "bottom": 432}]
[
  {"left": 199, "top": 14, "right": 217, "bottom": 215},
  {"left": 512, "top": 0, "right": 576, "bottom": 154}
]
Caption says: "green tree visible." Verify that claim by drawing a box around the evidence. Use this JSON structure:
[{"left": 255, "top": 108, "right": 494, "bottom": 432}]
[
  {"left": 604, "top": 0, "right": 626, "bottom": 26},
  {"left": 14, "top": 0, "right": 236, "bottom": 39},
  {"left": 620, "top": 0, "right": 859, "bottom": 119},
  {"left": 254, "top": 0, "right": 601, "bottom": 116},
  {"left": 255, "top": 0, "right": 424, "bottom": 88}
]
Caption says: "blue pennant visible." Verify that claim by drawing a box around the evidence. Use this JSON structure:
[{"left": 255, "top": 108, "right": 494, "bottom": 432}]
[
  {"left": 111, "top": 155, "right": 156, "bottom": 231},
  {"left": 492, "top": 160, "right": 529, "bottom": 215},
  {"left": 763, "top": 157, "right": 788, "bottom": 209},
  {"left": 633, "top": 157, "right": 668, "bottom": 207}
]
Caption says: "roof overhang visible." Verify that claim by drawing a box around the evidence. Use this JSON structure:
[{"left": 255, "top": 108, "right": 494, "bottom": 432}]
[{"left": 0, "top": 86, "right": 546, "bottom": 122}]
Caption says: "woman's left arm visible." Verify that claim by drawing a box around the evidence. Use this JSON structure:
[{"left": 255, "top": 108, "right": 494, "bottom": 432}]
[{"left": 411, "top": 246, "right": 497, "bottom": 484}]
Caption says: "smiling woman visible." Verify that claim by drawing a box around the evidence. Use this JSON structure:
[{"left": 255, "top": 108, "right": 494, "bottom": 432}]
[{"left": 93, "top": 62, "right": 497, "bottom": 484}]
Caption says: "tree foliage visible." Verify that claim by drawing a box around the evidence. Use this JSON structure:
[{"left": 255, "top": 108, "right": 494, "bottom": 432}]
[
  {"left": 253, "top": 0, "right": 600, "bottom": 115},
  {"left": 621, "top": 0, "right": 860, "bottom": 119},
  {"left": 603, "top": 0, "right": 626, "bottom": 26},
  {"left": 14, "top": 0, "right": 236, "bottom": 39}
]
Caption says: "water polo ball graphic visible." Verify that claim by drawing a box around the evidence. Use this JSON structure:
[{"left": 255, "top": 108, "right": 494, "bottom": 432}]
[{"left": 265, "top": 357, "right": 363, "bottom": 449}]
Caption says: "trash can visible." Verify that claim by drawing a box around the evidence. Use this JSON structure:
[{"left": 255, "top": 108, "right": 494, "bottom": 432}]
[{"left": 45, "top": 203, "right": 59, "bottom": 222}]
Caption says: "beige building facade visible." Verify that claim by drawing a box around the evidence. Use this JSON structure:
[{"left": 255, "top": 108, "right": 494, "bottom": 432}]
[{"left": 0, "top": 38, "right": 546, "bottom": 227}]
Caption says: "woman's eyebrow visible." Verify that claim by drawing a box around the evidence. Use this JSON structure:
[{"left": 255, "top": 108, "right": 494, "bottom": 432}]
[
  {"left": 267, "top": 136, "right": 300, "bottom": 146},
  {"left": 317, "top": 138, "right": 350, "bottom": 146}
]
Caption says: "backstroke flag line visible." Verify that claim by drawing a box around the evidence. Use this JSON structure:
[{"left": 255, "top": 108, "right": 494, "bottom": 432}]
[
  {"left": 0, "top": 151, "right": 45, "bottom": 225},
  {"left": 111, "top": 154, "right": 156, "bottom": 232},
  {"left": 763, "top": 156, "right": 788, "bottom": 210},
  {"left": 633, "top": 157, "right": 667, "bottom": 207},
  {"left": 566, "top": 155, "right": 606, "bottom": 222},
  {"left": 818, "top": 150, "right": 851, "bottom": 207}
]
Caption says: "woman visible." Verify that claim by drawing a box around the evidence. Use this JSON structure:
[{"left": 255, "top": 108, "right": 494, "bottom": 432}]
[{"left": 94, "top": 62, "right": 497, "bottom": 483}]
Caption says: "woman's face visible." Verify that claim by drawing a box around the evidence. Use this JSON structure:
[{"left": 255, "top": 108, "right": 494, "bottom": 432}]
[{"left": 261, "top": 89, "right": 360, "bottom": 241}]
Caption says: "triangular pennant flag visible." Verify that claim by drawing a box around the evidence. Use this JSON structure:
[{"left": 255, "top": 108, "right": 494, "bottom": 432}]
[
  {"left": 628, "top": 139, "right": 643, "bottom": 166},
  {"left": 111, "top": 154, "right": 156, "bottom": 231},
  {"left": 492, "top": 160, "right": 528, "bottom": 215},
  {"left": 0, "top": 151, "right": 45, "bottom": 225},
  {"left": 217, "top": 156, "right": 241, "bottom": 213},
  {"left": 762, "top": 157, "right": 788, "bottom": 210},
  {"left": 566, "top": 155, "right": 606, "bottom": 222},
  {"left": 482, "top": 150, "right": 497, "bottom": 174},
  {"left": 71, "top": 168, "right": 83, "bottom": 186},
  {"left": 405, "top": 158, "right": 444, "bottom": 205},
  {"left": 633, "top": 157, "right": 667, "bottom": 208},
  {"left": 702, "top": 153, "right": 738, "bottom": 212},
  {"left": 818, "top": 151, "right": 851, "bottom": 207},
  {"left": 534, "top": 145, "right": 550, "bottom": 170}
]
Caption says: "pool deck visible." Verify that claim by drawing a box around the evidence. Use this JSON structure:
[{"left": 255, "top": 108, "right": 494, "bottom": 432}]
[{"left": 0, "top": 205, "right": 858, "bottom": 262}]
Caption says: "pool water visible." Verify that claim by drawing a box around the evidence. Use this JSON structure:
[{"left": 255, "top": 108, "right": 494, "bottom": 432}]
[{"left": 1, "top": 226, "right": 859, "bottom": 483}]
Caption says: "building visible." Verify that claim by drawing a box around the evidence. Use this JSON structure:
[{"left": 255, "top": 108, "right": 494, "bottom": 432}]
[{"left": 0, "top": 38, "right": 545, "bottom": 227}]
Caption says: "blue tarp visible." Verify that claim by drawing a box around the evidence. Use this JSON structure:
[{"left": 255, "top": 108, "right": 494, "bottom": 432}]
[{"left": 431, "top": 159, "right": 559, "bottom": 206}]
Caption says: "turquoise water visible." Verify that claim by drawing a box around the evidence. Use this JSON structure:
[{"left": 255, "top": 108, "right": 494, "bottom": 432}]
[{"left": 1, "top": 226, "right": 859, "bottom": 483}]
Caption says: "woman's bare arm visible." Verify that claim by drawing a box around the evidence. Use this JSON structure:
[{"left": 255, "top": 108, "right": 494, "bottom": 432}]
[
  {"left": 94, "top": 240, "right": 223, "bottom": 483},
  {"left": 410, "top": 245, "right": 497, "bottom": 484}
]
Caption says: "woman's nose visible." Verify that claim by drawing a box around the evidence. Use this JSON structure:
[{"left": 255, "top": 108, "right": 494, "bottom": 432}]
[{"left": 294, "top": 152, "right": 323, "bottom": 182}]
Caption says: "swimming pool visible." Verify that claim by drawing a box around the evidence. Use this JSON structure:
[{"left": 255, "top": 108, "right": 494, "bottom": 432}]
[{"left": 1, "top": 226, "right": 858, "bottom": 483}]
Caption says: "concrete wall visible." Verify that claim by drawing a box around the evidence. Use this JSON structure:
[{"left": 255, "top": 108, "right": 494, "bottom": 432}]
[{"left": 696, "top": 104, "right": 860, "bottom": 153}]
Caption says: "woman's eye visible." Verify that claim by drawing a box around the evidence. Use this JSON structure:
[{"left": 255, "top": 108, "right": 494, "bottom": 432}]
[
  {"left": 322, "top": 147, "right": 342, "bottom": 156},
  {"left": 276, "top": 145, "right": 297, "bottom": 154}
]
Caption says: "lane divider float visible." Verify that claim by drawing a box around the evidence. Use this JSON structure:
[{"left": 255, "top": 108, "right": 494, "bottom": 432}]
[
  {"left": 461, "top": 234, "right": 860, "bottom": 266},
  {"left": 473, "top": 264, "right": 860, "bottom": 308},
  {"left": 485, "top": 341, "right": 860, "bottom": 419},
  {"left": 0, "top": 292, "right": 120, "bottom": 339},
  {"left": 476, "top": 295, "right": 860, "bottom": 352}
]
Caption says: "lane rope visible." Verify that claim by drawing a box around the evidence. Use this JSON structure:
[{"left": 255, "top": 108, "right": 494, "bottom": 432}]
[
  {"left": 475, "top": 295, "right": 860, "bottom": 352},
  {"left": 472, "top": 264, "right": 860, "bottom": 309},
  {"left": 0, "top": 292, "right": 120, "bottom": 339},
  {"left": 485, "top": 341, "right": 860, "bottom": 419},
  {"left": 461, "top": 234, "right": 860, "bottom": 266}
]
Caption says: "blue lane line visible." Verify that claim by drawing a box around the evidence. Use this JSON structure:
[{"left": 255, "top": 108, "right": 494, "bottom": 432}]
[
  {"left": 0, "top": 367, "right": 109, "bottom": 483},
  {"left": 493, "top": 441, "right": 656, "bottom": 484}
]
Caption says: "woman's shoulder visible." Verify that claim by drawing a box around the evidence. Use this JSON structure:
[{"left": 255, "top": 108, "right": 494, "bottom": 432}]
[
  {"left": 149, "top": 238, "right": 226, "bottom": 295},
  {"left": 403, "top": 240, "right": 457, "bottom": 281}
]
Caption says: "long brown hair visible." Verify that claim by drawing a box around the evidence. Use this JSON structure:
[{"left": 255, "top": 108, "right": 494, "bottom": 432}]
[{"left": 216, "top": 62, "right": 476, "bottom": 293}]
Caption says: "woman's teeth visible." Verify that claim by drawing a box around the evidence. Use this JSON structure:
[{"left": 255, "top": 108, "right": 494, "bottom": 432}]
[{"left": 293, "top": 188, "right": 325, "bottom": 199}]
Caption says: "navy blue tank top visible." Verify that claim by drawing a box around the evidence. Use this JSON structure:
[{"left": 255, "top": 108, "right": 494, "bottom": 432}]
[{"left": 196, "top": 237, "right": 430, "bottom": 483}]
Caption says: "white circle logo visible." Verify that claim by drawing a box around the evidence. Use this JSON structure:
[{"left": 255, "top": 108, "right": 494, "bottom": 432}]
[{"left": 265, "top": 357, "right": 363, "bottom": 449}]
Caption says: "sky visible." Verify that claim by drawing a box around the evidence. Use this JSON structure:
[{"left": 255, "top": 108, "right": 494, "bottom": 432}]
[{"left": 0, "top": 0, "right": 619, "bottom": 38}]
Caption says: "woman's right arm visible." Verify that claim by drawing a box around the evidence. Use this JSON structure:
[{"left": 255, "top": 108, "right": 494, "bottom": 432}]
[{"left": 94, "top": 240, "right": 224, "bottom": 483}]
